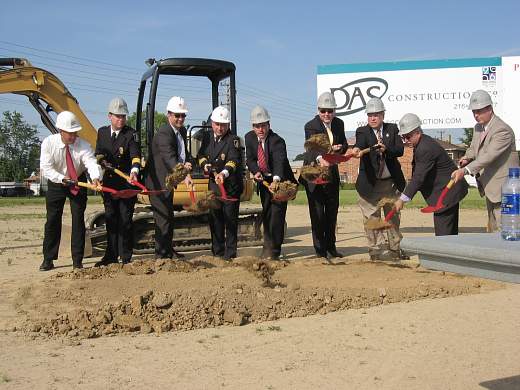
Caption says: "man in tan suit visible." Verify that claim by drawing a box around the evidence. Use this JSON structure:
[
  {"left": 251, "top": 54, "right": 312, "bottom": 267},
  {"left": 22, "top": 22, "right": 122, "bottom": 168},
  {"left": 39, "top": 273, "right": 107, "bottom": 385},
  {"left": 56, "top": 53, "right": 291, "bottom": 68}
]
[{"left": 452, "top": 90, "right": 519, "bottom": 231}]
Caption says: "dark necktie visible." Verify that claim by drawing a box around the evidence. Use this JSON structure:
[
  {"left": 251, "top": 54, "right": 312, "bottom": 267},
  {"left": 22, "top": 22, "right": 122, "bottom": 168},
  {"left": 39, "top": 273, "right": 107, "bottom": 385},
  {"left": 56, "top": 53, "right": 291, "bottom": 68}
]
[
  {"left": 111, "top": 132, "right": 117, "bottom": 144},
  {"left": 257, "top": 142, "right": 268, "bottom": 173},
  {"left": 376, "top": 129, "right": 385, "bottom": 178},
  {"left": 65, "top": 144, "right": 79, "bottom": 195}
]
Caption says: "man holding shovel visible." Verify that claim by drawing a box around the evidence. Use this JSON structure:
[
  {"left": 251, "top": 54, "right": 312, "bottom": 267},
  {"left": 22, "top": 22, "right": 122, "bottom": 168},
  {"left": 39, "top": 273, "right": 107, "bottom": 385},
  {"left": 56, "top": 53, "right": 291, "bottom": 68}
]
[
  {"left": 351, "top": 98, "right": 407, "bottom": 261},
  {"left": 451, "top": 90, "right": 519, "bottom": 232},
  {"left": 394, "top": 113, "right": 468, "bottom": 235},
  {"left": 145, "top": 96, "right": 193, "bottom": 260},
  {"left": 245, "top": 105, "right": 297, "bottom": 260},
  {"left": 39, "top": 111, "right": 102, "bottom": 271},
  {"left": 94, "top": 97, "right": 141, "bottom": 266},
  {"left": 197, "top": 106, "right": 243, "bottom": 261}
]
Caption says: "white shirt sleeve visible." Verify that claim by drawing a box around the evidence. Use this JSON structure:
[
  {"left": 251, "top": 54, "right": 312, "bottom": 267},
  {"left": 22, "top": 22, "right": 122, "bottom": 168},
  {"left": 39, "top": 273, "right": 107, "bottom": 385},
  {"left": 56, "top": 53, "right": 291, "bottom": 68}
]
[{"left": 40, "top": 137, "right": 65, "bottom": 184}]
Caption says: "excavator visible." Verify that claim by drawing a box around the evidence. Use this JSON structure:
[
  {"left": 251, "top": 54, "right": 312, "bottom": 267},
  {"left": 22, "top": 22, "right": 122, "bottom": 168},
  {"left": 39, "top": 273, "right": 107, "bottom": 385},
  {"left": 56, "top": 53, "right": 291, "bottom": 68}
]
[{"left": 0, "top": 57, "right": 263, "bottom": 255}]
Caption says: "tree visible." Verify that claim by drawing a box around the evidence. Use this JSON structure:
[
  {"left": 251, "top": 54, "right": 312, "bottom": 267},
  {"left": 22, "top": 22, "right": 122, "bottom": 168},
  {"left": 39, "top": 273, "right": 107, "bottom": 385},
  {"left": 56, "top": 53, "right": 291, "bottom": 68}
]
[
  {"left": 127, "top": 111, "right": 168, "bottom": 148},
  {"left": 293, "top": 153, "right": 305, "bottom": 161},
  {"left": 0, "top": 111, "right": 40, "bottom": 181},
  {"left": 459, "top": 127, "right": 473, "bottom": 147}
]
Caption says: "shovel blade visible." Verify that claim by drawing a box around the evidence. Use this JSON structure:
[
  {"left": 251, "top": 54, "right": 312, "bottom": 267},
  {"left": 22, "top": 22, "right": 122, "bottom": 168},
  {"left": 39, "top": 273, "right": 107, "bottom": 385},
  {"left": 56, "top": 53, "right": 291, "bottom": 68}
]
[
  {"left": 113, "top": 189, "right": 141, "bottom": 199},
  {"left": 322, "top": 154, "right": 350, "bottom": 164},
  {"left": 420, "top": 205, "right": 439, "bottom": 213}
]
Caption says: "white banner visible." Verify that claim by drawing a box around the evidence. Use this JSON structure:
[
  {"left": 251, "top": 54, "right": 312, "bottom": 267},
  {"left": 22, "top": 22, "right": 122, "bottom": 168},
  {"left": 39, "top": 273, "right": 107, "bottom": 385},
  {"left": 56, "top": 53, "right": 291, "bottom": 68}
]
[{"left": 317, "top": 57, "right": 519, "bottom": 149}]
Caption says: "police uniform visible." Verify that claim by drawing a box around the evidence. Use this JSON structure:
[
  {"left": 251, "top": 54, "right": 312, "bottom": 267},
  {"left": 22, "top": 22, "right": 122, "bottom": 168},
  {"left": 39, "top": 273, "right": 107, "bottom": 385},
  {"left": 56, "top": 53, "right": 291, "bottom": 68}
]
[
  {"left": 198, "top": 130, "right": 243, "bottom": 260},
  {"left": 95, "top": 125, "right": 141, "bottom": 264}
]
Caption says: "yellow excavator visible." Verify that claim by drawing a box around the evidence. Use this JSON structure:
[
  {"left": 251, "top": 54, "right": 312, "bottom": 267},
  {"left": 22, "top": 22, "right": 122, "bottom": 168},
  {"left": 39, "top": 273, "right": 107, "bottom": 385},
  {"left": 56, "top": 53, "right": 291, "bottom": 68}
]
[{"left": 0, "top": 57, "right": 262, "bottom": 254}]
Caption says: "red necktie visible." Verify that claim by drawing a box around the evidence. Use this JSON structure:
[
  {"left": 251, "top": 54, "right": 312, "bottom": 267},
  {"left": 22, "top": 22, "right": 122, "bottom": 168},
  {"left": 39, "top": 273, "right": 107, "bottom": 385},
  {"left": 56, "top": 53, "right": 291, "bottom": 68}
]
[
  {"left": 65, "top": 144, "right": 79, "bottom": 195},
  {"left": 257, "top": 142, "right": 268, "bottom": 173}
]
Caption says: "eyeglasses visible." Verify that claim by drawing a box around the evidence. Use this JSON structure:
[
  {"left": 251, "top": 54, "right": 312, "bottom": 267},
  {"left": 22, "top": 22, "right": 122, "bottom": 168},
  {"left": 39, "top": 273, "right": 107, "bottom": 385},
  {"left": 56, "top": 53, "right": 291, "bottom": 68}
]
[
  {"left": 172, "top": 113, "right": 186, "bottom": 118},
  {"left": 319, "top": 109, "right": 334, "bottom": 114},
  {"left": 401, "top": 132, "right": 414, "bottom": 140}
]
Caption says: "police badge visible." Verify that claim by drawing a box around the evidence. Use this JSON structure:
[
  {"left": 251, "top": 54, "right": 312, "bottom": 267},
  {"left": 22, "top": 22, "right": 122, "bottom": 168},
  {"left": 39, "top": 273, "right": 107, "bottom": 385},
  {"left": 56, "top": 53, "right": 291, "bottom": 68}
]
[
  {"left": 119, "top": 146, "right": 124, "bottom": 156},
  {"left": 220, "top": 153, "right": 226, "bottom": 161}
]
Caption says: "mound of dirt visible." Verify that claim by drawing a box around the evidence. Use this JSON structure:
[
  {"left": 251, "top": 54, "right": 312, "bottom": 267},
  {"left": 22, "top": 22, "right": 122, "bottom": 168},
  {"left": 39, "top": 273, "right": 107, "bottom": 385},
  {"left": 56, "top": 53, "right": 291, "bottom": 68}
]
[{"left": 9, "top": 257, "right": 496, "bottom": 340}]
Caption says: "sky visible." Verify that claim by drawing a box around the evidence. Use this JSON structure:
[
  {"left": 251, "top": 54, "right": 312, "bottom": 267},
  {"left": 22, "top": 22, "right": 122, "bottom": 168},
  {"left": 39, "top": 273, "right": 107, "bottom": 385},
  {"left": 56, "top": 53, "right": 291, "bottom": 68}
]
[{"left": 1, "top": 0, "right": 520, "bottom": 159}]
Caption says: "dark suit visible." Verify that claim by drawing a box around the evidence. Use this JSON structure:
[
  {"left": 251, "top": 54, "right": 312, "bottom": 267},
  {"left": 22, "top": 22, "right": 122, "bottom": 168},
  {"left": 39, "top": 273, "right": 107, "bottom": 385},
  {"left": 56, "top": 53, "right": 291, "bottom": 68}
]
[
  {"left": 245, "top": 129, "right": 296, "bottom": 258},
  {"left": 403, "top": 134, "right": 469, "bottom": 235},
  {"left": 95, "top": 125, "right": 141, "bottom": 263},
  {"left": 300, "top": 115, "right": 348, "bottom": 256},
  {"left": 354, "top": 123, "right": 406, "bottom": 255},
  {"left": 145, "top": 123, "right": 188, "bottom": 258},
  {"left": 197, "top": 130, "right": 243, "bottom": 259}
]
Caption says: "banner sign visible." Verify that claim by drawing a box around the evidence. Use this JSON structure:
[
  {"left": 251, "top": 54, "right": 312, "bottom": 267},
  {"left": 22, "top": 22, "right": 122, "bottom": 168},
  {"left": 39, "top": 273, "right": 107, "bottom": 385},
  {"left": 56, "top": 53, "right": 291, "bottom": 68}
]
[{"left": 317, "top": 57, "right": 520, "bottom": 149}]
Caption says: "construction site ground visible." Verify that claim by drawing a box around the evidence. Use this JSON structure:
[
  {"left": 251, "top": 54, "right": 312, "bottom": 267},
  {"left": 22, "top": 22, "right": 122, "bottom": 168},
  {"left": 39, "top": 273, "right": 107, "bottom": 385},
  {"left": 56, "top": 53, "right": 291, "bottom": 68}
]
[{"left": 0, "top": 203, "right": 519, "bottom": 390}]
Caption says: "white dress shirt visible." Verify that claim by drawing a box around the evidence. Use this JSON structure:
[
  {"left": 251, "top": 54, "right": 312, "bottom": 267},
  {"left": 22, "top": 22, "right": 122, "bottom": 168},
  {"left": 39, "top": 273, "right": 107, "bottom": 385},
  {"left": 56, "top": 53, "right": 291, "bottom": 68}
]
[
  {"left": 40, "top": 133, "right": 101, "bottom": 184},
  {"left": 372, "top": 126, "right": 391, "bottom": 179}
]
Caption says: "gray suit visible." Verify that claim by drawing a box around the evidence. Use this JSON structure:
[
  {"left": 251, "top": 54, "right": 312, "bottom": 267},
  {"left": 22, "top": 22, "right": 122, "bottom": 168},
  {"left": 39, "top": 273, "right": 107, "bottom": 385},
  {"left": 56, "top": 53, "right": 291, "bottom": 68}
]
[{"left": 464, "top": 114, "right": 519, "bottom": 230}]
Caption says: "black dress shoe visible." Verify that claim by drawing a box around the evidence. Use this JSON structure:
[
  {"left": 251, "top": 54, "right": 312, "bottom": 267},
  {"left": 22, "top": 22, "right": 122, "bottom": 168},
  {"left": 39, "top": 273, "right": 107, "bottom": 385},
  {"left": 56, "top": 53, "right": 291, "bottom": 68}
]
[
  {"left": 94, "top": 258, "right": 118, "bottom": 267},
  {"left": 172, "top": 250, "right": 185, "bottom": 259},
  {"left": 315, "top": 252, "right": 328, "bottom": 259},
  {"left": 122, "top": 259, "right": 131, "bottom": 265},
  {"left": 388, "top": 249, "right": 410, "bottom": 260},
  {"left": 39, "top": 261, "right": 54, "bottom": 271},
  {"left": 73, "top": 262, "right": 83, "bottom": 270},
  {"left": 328, "top": 249, "right": 344, "bottom": 258}
]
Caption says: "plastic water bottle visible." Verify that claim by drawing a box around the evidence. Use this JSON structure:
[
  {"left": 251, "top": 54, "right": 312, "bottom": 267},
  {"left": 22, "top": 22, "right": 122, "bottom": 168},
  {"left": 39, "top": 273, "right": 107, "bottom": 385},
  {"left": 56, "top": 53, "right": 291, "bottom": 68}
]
[{"left": 501, "top": 167, "right": 520, "bottom": 241}]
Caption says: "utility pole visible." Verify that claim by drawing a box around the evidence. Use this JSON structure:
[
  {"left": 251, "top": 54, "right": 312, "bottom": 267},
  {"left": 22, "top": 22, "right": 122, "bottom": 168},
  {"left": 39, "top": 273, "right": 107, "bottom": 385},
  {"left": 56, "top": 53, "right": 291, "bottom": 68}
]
[{"left": 437, "top": 130, "right": 445, "bottom": 140}]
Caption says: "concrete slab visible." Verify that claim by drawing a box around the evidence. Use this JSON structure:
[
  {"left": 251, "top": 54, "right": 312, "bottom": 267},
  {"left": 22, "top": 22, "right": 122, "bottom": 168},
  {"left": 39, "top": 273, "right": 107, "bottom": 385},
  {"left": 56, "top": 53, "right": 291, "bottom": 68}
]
[{"left": 401, "top": 233, "right": 520, "bottom": 283}]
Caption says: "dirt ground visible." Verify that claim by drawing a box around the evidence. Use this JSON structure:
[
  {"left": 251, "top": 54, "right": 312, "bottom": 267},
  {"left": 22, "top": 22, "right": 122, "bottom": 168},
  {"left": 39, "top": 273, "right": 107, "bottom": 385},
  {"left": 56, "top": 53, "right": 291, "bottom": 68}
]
[{"left": 0, "top": 203, "right": 519, "bottom": 389}]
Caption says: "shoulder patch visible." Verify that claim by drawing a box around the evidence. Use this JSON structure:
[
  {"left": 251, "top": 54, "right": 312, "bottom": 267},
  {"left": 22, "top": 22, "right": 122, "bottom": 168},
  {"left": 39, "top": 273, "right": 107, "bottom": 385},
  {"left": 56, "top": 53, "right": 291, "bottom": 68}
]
[{"left": 233, "top": 139, "right": 240, "bottom": 149}]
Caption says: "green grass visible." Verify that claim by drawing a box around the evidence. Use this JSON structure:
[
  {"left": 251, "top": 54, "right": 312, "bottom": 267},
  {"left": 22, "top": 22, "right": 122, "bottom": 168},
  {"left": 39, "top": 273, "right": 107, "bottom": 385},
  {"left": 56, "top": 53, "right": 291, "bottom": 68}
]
[
  {"left": 0, "top": 195, "right": 104, "bottom": 207},
  {"left": 0, "top": 213, "right": 47, "bottom": 220},
  {"left": 246, "top": 188, "right": 486, "bottom": 209}
]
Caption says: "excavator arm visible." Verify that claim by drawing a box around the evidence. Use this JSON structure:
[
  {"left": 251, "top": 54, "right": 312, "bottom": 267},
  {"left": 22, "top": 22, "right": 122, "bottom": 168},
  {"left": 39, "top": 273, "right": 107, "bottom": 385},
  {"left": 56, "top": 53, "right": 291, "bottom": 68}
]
[{"left": 0, "top": 57, "right": 97, "bottom": 146}]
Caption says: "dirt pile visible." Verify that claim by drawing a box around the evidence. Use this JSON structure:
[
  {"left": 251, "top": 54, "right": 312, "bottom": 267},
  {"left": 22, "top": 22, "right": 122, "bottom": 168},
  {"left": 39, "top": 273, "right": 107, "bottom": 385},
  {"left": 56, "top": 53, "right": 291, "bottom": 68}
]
[{"left": 10, "top": 258, "right": 495, "bottom": 340}]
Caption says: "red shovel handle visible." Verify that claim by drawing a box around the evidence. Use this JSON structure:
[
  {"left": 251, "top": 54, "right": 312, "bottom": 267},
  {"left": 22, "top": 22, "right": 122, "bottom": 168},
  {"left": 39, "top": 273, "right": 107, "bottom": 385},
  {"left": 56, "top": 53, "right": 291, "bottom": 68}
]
[
  {"left": 189, "top": 184, "right": 196, "bottom": 203},
  {"left": 384, "top": 208, "right": 396, "bottom": 222},
  {"left": 217, "top": 182, "right": 238, "bottom": 201},
  {"left": 436, "top": 179, "right": 454, "bottom": 207}
]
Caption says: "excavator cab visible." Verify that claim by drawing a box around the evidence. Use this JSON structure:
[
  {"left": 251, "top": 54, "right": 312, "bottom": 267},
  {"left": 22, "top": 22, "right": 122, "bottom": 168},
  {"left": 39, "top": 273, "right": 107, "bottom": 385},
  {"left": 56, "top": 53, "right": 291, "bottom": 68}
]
[
  {"left": 0, "top": 57, "right": 261, "bottom": 254},
  {"left": 135, "top": 58, "right": 254, "bottom": 205}
]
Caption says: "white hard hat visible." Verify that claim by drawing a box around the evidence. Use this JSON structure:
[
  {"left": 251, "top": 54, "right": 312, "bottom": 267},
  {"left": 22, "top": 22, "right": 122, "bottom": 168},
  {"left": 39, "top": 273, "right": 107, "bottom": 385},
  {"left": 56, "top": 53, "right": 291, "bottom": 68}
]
[
  {"left": 108, "top": 97, "right": 129, "bottom": 115},
  {"left": 166, "top": 96, "right": 188, "bottom": 113},
  {"left": 210, "top": 106, "right": 230, "bottom": 124},
  {"left": 250, "top": 105, "right": 270, "bottom": 124},
  {"left": 365, "top": 97, "right": 385, "bottom": 114},
  {"left": 468, "top": 90, "right": 493, "bottom": 110},
  {"left": 55, "top": 111, "right": 82, "bottom": 133},
  {"left": 317, "top": 92, "right": 337, "bottom": 109},
  {"left": 399, "top": 113, "right": 422, "bottom": 135}
]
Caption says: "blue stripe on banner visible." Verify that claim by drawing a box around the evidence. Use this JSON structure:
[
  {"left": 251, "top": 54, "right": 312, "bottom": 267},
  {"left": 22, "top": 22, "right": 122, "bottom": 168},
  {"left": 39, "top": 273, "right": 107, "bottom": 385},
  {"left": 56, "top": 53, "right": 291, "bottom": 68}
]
[{"left": 318, "top": 57, "right": 502, "bottom": 74}]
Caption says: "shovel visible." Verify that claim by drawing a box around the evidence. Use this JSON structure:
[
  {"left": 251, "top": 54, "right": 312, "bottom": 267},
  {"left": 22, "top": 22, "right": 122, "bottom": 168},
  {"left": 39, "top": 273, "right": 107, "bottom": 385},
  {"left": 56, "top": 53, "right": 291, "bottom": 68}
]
[
  {"left": 365, "top": 208, "right": 397, "bottom": 230},
  {"left": 100, "top": 160, "right": 165, "bottom": 196},
  {"left": 183, "top": 184, "right": 201, "bottom": 212},
  {"left": 421, "top": 179, "right": 454, "bottom": 213},
  {"left": 217, "top": 182, "right": 238, "bottom": 202},
  {"left": 64, "top": 179, "right": 118, "bottom": 195},
  {"left": 262, "top": 181, "right": 295, "bottom": 202},
  {"left": 322, "top": 144, "right": 382, "bottom": 165}
]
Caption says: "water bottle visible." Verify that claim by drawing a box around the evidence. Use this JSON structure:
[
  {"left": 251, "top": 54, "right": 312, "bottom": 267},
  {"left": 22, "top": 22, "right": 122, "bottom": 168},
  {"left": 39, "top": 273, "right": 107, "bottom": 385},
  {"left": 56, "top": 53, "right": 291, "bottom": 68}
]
[{"left": 501, "top": 167, "right": 520, "bottom": 241}]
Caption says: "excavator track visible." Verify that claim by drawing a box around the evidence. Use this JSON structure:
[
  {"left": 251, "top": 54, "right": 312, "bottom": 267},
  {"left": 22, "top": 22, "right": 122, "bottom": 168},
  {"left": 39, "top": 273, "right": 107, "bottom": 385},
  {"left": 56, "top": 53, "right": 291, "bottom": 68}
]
[{"left": 86, "top": 206, "right": 264, "bottom": 255}]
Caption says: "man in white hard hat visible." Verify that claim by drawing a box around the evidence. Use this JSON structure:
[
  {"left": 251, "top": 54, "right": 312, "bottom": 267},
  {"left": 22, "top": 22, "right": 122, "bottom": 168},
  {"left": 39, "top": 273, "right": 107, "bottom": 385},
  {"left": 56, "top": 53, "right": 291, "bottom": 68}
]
[
  {"left": 351, "top": 98, "right": 407, "bottom": 260},
  {"left": 94, "top": 97, "right": 141, "bottom": 266},
  {"left": 301, "top": 92, "right": 348, "bottom": 259},
  {"left": 39, "top": 111, "right": 102, "bottom": 271},
  {"left": 394, "top": 113, "right": 468, "bottom": 235},
  {"left": 197, "top": 106, "right": 243, "bottom": 261},
  {"left": 145, "top": 96, "right": 193, "bottom": 260},
  {"left": 451, "top": 90, "right": 519, "bottom": 232},
  {"left": 245, "top": 105, "right": 297, "bottom": 260}
]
